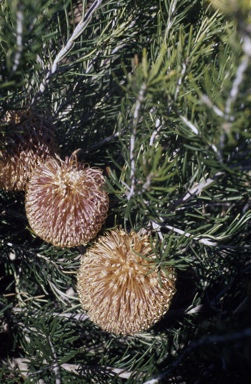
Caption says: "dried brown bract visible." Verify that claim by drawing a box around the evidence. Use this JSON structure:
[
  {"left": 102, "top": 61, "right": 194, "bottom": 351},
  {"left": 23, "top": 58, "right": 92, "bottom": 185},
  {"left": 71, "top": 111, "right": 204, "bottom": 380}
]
[
  {"left": 25, "top": 152, "right": 109, "bottom": 247},
  {"left": 0, "top": 109, "right": 57, "bottom": 191},
  {"left": 77, "top": 229, "right": 176, "bottom": 335}
]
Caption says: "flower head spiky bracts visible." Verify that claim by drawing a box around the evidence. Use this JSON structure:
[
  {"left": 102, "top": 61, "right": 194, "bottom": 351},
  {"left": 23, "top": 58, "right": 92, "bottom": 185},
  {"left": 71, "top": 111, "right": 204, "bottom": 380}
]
[
  {"left": 77, "top": 229, "right": 176, "bottom": 335},
  {"left": 25, "top": 152, "right": 109, "bottom": 247},
  {"left": 0, "top": 109, "right": 57, "bottom": 191}
]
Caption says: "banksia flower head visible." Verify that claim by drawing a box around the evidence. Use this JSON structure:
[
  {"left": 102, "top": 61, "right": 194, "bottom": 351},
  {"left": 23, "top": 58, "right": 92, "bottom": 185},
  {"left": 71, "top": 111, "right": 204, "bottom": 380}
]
[
  {"left": 77, "top": 229, "right": 176, "bottom": 335},
  {"left": 25, "top": 151, "right": 109, "bottom": 247},
  {"left": 0, "top": 109, "right": 57, "bottom": 191}
]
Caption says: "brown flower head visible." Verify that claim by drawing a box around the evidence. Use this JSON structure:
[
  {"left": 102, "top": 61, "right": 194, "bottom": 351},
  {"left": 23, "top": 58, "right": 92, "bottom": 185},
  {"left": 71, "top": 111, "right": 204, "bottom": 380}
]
[
  {"left": 0, "top": 109, "right": 57, "bottom": 191},
  {"left": 25, "top": 152, "right": 109, "bottom": 247},
  {"left": 77, "top": 229, "right": 176, "bottom": 335}
]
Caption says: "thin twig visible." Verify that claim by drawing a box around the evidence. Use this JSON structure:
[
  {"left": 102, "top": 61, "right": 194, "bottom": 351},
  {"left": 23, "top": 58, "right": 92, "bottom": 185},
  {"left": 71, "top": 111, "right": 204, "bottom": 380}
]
[
  {"left": 48, "top": 336, "right": 61, "bottom": 384},
  {"left": 174, "top": 61, "right": 187, "bottom": 100},
  {"left": 224, "top": 30, "right": 251, "bottom": 118},
  {"left": 3, "top": 358, "right": 135, "bottom": 380},
  {"left": 180, "top": 115, "right": 199, "bottom": 135},
  {"left": 225, "top": 55, "right": 249, "bottom": 118},
  {"left": 151, "top": 171, "right": 224, "bottom": 245},
  {"left": 165, "top": 0, "right": 178, "bottom": 39},
  {"left": 12, "top": 4, "right": 24, "bottom": 72},
  {"left": 12, "top": 307, "right": 89, "bottom": 321},
  {"left": 32, "top": 0, "right": 104, "bottom": 103},
  {"left": 171, "top": 171, "right": 224, "bottom": 209},
  {"left": 157, "top": 222, "right": 218, "bottom": 246},
  {"left": 201, "top": 94, "right": 225, "bottom": 118},
  {"left": 149, "top": 107, "right": 162, "bottom": 146},
  {"left": 127, "top": 82, "right": 146, "bottom": 200},
  {"left": 80, "top": 130, "right": 124, "bottom": 155}
]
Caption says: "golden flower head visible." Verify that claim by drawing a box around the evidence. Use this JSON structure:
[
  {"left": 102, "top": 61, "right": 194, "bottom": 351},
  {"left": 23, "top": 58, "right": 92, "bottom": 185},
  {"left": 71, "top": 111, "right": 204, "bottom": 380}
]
[
  {"left": 77, "top": 229, "right": 176, "bottom": 335},
  {"left": 25, "top": 151, "right": 109, "bottom": 248},
  {"left": 0, "top": 109, "right": 57, "bottom": 191}
]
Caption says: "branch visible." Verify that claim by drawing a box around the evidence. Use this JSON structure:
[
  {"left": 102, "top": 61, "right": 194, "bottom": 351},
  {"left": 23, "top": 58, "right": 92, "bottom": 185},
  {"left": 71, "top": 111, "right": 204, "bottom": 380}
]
[
  {"left": 180, "top": 115, "right": 199, "bottom": 135},
  {"left": 171, "top": 171, "right": 224, "bottom": 209},
  {"left": 201, "top": 94, "right": 225, "bottom": 118},
  {"left": 12, "top": 307, "right": 89, "bottom": 321},
  {"left": 4, "top": 358, "right": 136, "bottom": 380},
  {"left": 174, "top": 61, "right": 187, "bottom": 101},
  {"left": 152, "top": 221, "right": 218, "bottom": 247},
  {"left": 79, "top": 130, "right": 124, "bottom": 155},
  {"left": 149, "top": 107, "right": 162, "bottom": 147},
  {"left": 12, "top": 4, "right": 24, "bottom": 72},
  {"left": 164, "top": 0, "right": 178, "bottom": 39},
  {"left": 225, "top": 55, "right": 249, "bottom": 118},
  {"left": 32, "top": 0, "right": 104, "bottom": 103},
  {"left": 151, "top": 172, "right": 225, "bottom": 246},
  {"left": 48, "top": 336, "right": 61, "bottom": 384},
  {"left": 126, "top": 82, "right": 147, "bottom": 200}
]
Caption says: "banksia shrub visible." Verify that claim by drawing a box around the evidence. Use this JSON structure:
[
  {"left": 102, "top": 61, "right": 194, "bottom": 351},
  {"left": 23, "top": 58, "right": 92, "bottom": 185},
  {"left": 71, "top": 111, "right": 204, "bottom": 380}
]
[
  {"left": 0, "top": 109, "right": 57, "bottom": 191},
  {"left": 25, "top": 152, "right": 109, "bottom": 247},
  {"left": 77, "top": 229, "right": 176, "bottom": 335}
]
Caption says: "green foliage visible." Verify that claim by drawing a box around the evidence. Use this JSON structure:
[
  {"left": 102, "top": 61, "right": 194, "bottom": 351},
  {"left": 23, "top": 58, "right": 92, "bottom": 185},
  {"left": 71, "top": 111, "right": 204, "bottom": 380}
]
[{"left": 1, "top": 0, "right": 251, "bottom": 382}]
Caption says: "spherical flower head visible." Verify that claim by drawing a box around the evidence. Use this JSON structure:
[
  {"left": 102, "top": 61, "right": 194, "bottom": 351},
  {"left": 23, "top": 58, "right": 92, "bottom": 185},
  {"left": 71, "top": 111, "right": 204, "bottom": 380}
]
[
  {"left": 25, "top": 152, "right": 109, "bottom": 247},
  {"left": 77, "top": 229, "right": 176, "bottom": 335},
  {"left": 0, "top": 109, "right": 57, "bottom": 191}
]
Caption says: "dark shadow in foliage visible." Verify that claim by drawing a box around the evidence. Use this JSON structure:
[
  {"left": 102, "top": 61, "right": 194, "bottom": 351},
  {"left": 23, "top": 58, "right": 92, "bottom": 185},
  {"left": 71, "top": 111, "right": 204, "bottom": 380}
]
[
  {"left": 77, "top": 364, "right": 125, "bottom": 384},
  {"left": 148, "top": 245, "right": 251, "bottom": 384},
  {"left": 152, "top": 267, "right": 199, "bottom": 332}
]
